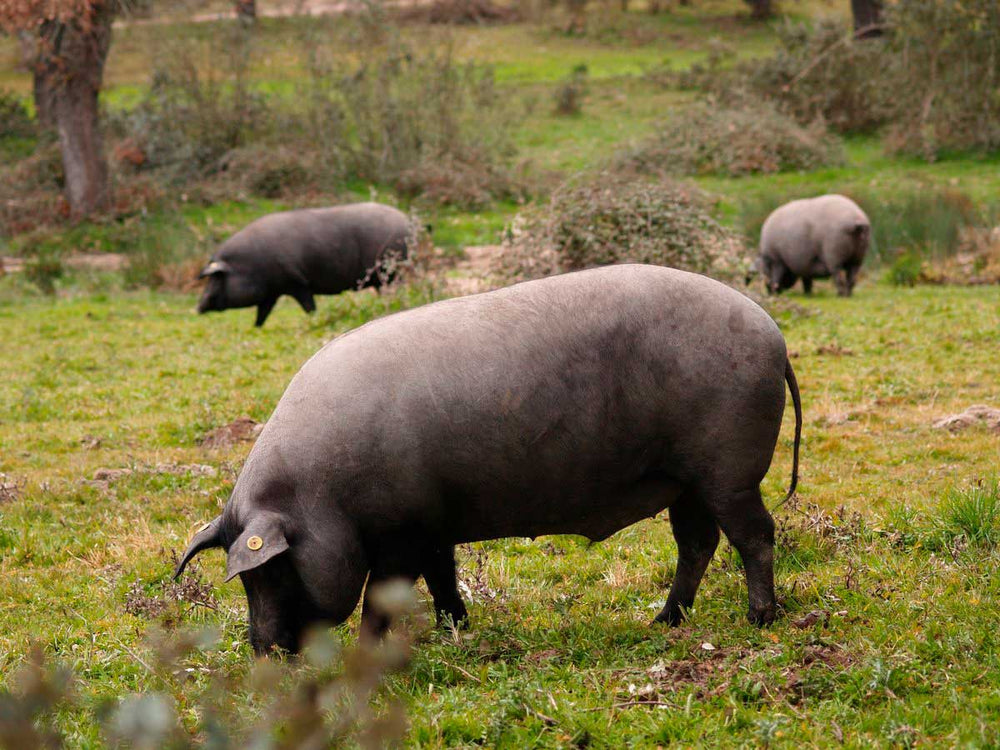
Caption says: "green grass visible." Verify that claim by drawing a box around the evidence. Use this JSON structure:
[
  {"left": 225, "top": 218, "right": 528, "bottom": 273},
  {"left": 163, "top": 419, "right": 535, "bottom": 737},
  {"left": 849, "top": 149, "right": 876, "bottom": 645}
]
[{"left": 2, "top": 282, "right": 1000, "bottom": 745}]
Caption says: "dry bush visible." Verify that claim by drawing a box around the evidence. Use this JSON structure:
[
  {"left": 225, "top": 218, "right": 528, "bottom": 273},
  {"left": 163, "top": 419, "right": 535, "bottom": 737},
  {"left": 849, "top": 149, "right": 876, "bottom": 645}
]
[
  {"left": 104, "top": 11, "right": 518, "bottom": 208},
  {"left": 907, "top": 228, "right": 1000, "bottom": 287},
  {"left": 395, "top": 150, "right": 521, "bottom": 209},
  {"left": 1, "top": 582, "right": 420, "bottom": 749},
  {"left": 105, "top": 24, "right": 272, "bottom": 185},
  {"left": 496, "top": 172, "right": 749, "bottom": 284},
  {"left": 301, "top": 24, "right": 517, "bottom": 203},
  {"left": 691, "top": 4, "right": 1000, "bottom": 158},
  {"left": 684, "top": 19, "right": 892, "bottom": 135},
  {"left": 884, "top": 0, "right": 1000, "bottom": 158},
  {"left": 614, "top": 100, "right": 844, "bottom": 178},
  {"left": 395, "top": 0, "right": 521, "bottom": 24}
]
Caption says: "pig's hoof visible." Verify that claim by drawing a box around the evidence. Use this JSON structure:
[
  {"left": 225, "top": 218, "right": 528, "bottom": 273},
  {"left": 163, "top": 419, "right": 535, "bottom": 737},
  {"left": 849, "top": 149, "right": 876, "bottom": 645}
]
[
  {"left": 437, "top": 605, "right": 469, "bottom": 630},
  {"left": 652, "top": 603, "right": 685, "bottom": 627},
  {"left": 748, "top": 605, "right": 776, "bottom": 627}
]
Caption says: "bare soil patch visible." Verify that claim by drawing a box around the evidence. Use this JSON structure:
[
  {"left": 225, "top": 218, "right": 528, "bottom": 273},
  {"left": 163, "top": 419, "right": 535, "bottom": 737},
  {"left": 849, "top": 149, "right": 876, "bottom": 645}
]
[
  {"left": 933, "top": 405, "right": 1000, "bottom": 433},
  {"left": 85, "top": 463, "right": 217, "bottom": 491},
  {"left": 444, "top": 244, "right": 504, "bottom": 297},
  {"left": 198, "top": 417, "right": 263, "bottom": 450}
]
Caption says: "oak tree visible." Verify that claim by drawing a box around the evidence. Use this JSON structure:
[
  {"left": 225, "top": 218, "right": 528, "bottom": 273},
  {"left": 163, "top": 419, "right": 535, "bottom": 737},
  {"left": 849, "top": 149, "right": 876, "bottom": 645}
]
[{"left": 1, "top": 1, "right": 124, "bottom": 218}]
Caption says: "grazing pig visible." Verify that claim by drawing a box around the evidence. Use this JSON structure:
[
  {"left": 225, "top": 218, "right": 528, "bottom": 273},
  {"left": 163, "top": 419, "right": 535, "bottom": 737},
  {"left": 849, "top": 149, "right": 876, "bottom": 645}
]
[
  {"left": 197, "top": 202, "right": 412, "bottom": 327},
  {"left": 174, "top": 264, "right": 803, "bottom": 655},
  {"left": 749, "top": 194, "right": 870, "bottom": 297}
]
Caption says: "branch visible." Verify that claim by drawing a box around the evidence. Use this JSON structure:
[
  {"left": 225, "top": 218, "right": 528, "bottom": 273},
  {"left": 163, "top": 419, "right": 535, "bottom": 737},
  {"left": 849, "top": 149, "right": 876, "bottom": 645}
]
[{"left": 781, "top": 22, "right": 887, "bottom": 93}]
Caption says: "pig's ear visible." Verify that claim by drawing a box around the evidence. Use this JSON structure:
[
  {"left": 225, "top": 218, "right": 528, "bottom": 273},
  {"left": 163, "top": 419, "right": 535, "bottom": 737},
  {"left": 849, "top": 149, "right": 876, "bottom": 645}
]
[
  {"left": 174, "top": 517, "right": 223, "bottom": 579},
  {"left": 225, "top": 514, "right": 290, "bottom": 582},
  {"left": 199, "top": 260, "right": 232, "bottom": 278}
]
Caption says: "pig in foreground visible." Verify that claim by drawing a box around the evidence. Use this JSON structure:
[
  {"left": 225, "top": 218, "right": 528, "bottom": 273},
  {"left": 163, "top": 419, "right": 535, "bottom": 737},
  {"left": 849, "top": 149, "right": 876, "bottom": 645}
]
[
  {"left": 197, "top": 202, "right": 412, "bottom": 327},
  {"left": 749, "top": 194, "right": 870, "bottom": 297},
  {"left": 175, "top": 264, "right": 803, "bottom": 654}
]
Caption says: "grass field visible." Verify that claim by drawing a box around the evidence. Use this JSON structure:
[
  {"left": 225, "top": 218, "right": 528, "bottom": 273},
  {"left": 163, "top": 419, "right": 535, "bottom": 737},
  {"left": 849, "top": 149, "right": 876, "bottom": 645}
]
[
  {"left": 2, "top": 282, "right": 999, "bottom": 745},
  {"left": 3, "top": 0, "right": 1000, "bottom": 746}
]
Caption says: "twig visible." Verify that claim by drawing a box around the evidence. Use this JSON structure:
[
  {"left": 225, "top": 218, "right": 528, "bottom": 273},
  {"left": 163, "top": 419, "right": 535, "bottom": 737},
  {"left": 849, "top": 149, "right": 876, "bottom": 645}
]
[
  {"left": 441, "top": 660, "right": 481, "bottom": 683},
  {"left": 524, "top": 705, "right": 558, "bottom": 726},
  {"left": 116, "top": 639, "right": 156, "bottom": 676},
  {"left": 783, "top": 23, "right": 886, "bottom": 92},
  {"left": 581, "top": 700, "right": 673, "bottom": 712}
]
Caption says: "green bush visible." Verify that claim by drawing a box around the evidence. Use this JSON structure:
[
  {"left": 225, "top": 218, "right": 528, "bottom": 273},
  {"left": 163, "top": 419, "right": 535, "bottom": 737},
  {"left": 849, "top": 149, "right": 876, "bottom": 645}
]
[
  {"left": 0, "top": 89, "right": 35, "bottom": 140},
  {"left": 884, "top": 251, "right": 923, "bottom": 287},
  {"left": 305, "top": 27, "right": 516, "bottom": 203},
  {"left": 614, "top": 100, "right": 844, "bottom": 178},
  {"left": 23, "top": 253, "right": 64, "bottom": 296},
  {"left": 109, "top": 12, "right": 517, "bottom": 207},
  {"left": 497, "top": 172, "right": 748, "bottom": 283}
]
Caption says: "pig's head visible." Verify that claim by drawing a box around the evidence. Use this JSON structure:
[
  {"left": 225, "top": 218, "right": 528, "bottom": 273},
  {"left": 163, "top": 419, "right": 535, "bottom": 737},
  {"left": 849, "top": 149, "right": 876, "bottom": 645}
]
[
  {"left": 173, "top": 510, "right": 368, "bottom": 655},
  {"left": 744, "top": 256, "right": 764, "bottom": 287},
  {"left": 197, "top": 259, "right": 262, "bottom": 313}
]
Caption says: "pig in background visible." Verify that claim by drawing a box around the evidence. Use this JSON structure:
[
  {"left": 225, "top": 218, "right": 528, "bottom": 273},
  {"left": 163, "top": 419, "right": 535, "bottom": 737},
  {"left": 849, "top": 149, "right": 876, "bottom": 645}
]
[
  {"left": 749, "top": 194, "right": 871, "bottom": 297},
  {"left": 197, "top": 202, "right": 412, "bottom": 327}
]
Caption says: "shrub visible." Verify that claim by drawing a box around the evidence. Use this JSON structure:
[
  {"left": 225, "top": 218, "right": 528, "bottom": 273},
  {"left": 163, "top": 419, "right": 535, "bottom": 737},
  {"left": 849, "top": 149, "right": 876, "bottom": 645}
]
[
  {"left": 307, "top": 27, "right": 517, "bottom": 199},
  {"left": 107, "top": 25, "right": 272, "bottom": 183},
  {"left": 552, "top": 64, "right": 589, "bottom": 116},
  {"left": 0, "top": 582, "right": 419, "bottom": 748},
  {"left": 717, "top": 18, "right": 893, "bottom": 135},
  {"left": 614, "top": 100, "right": 844, "bottom": 178},
  {"left": 394, "top": 0, "right": 521, "bottom": 24},
  {"left": 884, "top": 0, "right": 1000, "bottom": 158},
  {"left": 697, "top": 4, "right": 1000, "bottom": 156},
  {"left": 395, "top": 150, "right": 521, "bottom": 209},
  {"left": 884, "top": 251, "right": 922, "bottom": 288},
  {"left": 109, "top": 12, "right": 518, "bottom": 207},
  {"left": 496, "top": 172, "right": 749, "bottom": 283},
  {"left": 211, "top": 144, "right": 320, "bottom": 200},
  {"left": 23, "top": 253, "right": 64, "bottom": 296},
  {"left": 0, "top": 88, "right": 34, "bottom": 139}
]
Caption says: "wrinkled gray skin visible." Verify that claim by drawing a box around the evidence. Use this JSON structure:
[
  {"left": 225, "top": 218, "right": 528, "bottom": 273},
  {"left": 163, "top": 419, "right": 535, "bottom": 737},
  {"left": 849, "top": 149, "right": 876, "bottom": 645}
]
[
  {"left": 748, "top": 194, "right": 870, "bottom": 297},
  {"left": 175, "top": 264, "right": 803, "bottom": 655},
  {"left": 197, "top": 202, "right": 411, "bottom": 327}
]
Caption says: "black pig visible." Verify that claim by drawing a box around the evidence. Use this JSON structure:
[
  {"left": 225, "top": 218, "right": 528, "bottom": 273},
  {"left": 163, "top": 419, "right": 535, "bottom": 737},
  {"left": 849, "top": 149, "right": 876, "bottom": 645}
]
[
  {"left": 197, "top": 202, "right": 412, "bottom": 327},
  {"left": 176, "top": 264, "right": 803, "bottom": 654}
]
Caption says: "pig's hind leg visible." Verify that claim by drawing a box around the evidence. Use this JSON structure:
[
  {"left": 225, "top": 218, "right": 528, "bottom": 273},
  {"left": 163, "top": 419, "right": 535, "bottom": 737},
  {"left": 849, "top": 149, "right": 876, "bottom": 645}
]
[
  {"left": 422, "top": 544, "right": 468, "bottom": 629},
  {"left": 654, "top": 494, "right": 720, "bottom": 626}
]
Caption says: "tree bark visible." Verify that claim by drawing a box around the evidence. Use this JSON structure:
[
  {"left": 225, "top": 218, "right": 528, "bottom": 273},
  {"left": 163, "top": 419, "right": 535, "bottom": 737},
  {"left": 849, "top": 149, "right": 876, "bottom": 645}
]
[
  {"left": 236, "top": 0, "right": 257, "bottom": 24},
  {"left": 33, "top": 8, "right": 114, "bottom": 218},
  {"left": 851, "top": 0, "right": 884, "bottom": 38},
  {"left": 743, "top": 0, "right": 772, "bottom": 20}
]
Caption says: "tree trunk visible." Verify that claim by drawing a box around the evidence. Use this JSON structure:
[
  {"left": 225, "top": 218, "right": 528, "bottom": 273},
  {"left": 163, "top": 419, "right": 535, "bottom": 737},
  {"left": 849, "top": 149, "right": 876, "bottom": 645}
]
[
  {"left": 743, "top": 0, "right": 772, "bottom": 20},
  {"left": 851, "top": 0, "right": 884, "bottom": 38},
  {"left": 236, "top": 0, "right": 257, "bottom": 24},
  {"left": 33, "top": 8, "right": 114, "bottom": 219}
]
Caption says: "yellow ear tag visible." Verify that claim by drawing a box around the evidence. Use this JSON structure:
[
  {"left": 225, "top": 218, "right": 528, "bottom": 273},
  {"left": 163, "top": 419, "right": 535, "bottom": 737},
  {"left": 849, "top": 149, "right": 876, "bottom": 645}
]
[{"left": 247, "top": 535, "right": 263, "bottom": 551}]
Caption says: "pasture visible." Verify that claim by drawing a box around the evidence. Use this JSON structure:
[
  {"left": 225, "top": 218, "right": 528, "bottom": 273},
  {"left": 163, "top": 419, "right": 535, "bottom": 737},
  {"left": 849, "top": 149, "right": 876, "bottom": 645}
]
[{"left": 2, "top": 0, "right": 1000, "bottom": 746}]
